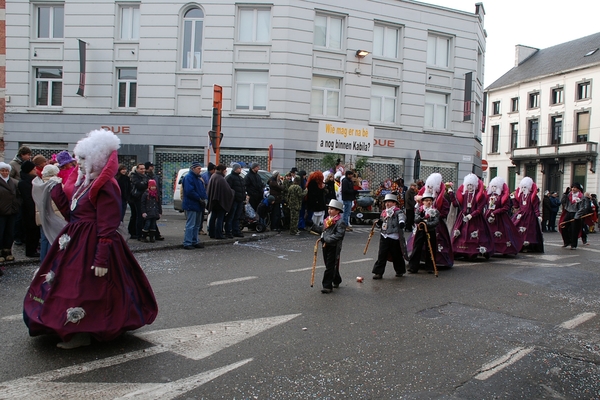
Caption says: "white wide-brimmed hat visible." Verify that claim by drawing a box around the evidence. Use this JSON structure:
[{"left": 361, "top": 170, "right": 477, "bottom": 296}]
[
  {"left": 421, "top": 191, "right": 435, "bottom": 200},
  {"left": 327, "top": 199, "right": 343, "bottom": 211}
]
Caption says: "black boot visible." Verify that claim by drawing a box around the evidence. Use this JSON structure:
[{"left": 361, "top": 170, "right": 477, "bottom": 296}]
[
  {"left": 140, "top": 230, "right": 149, "bottom": 242},
  {"left": 149, "top": 231, "right": 156, "bottom": 243}
]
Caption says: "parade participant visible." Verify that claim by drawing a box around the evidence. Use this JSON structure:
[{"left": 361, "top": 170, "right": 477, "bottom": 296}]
[
  {"left": 32, "top": 164, "right": 67, "bottom": 262},
  {"left": 485, "top": 176, "right": 523, "bottom": 256},
  {"left": 408, "top": 191, "right": 439, "bottom": 273},
  {"left": 449, "top": 173, "right": 493, "bottom": 260},
  {"left": 315, "top": 199, "right": 346, "bottom": 293},
  {"left": 371, "top": 194, "right": 406, "bottom": 279},
  {"left": 559, "top": 183, "right": 585, "bottom": 249},
  {"left": 140, "top": 179, "right": 162, "bottom": 242},
  {"left": 511, "top": 177, "right": 544, "bottom": 252},
  {"left": 23, "top": 129, "right": 158, "bottom": 349},
  {"left": 408, "top": 173, "right": 454, "bottom": 267}
]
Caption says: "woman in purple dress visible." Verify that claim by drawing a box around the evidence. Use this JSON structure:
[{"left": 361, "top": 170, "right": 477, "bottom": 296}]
[
  {"left": 407, "top": 173, "right": 454, "bottom": 268},
  {"left": 449, "top": 173, "right": 494, "bottom": 260},
  {"left": 485, "top": 177, "right": 523, "bottom": 256},
  {"left": 511, "top": 176, "right": 544, "bottom": 253},
  {"left": 23, "top": 129, "right": 158, "bottom": 349}
]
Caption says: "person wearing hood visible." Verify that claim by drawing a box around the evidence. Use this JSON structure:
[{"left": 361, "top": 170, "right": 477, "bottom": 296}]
[
  {"left": 511, "top": 177, "right": 544, "bottom": 252},
  {"left": 484, "top": 176, "right": 523, "bottom": 256},
  {"left": 18, "top": 161, "right": 41, "bottom": 258},
  {"left": 207, "top": 164, "right": 234, "bottom": 239},
  {"left": 32, "top": 164, "right": 67, "bottom": 262},
  {"left": 448, "top": 173, "right": 494, "bottom": 260},
  {"left": 0, "top": 162, "right": 21, "bottom": 265},
  {"left": 24, "top": 129, "right": 158, "bottom": 349},
  {"left": 225, "top": 163, "right": 245, "bottom": 238},
  {"left": 9, "top": 146, "right": 32, "bottom": 181}
]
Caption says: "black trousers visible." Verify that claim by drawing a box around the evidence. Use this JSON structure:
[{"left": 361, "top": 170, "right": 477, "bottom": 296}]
[
  {"left": 322, "top": 244, "right": 341, "bottom": 289},
  {"left": 372, "top": 235, "right": 405, "bottom": 276},
  {"left": 561, "top": 212, "right": 582, "bottom": 248},
  {"left": 409, "top": 230, "right": 436, "bottom": 271}
]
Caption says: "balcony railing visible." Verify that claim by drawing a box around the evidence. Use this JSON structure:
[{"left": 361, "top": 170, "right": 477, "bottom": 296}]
[{"left": 511, "top": 141, "right": 598, "bottom": 160}]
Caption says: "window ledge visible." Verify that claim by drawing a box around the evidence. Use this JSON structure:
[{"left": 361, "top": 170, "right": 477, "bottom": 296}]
[
  {"left": 369, "top": 122, "right": 402, "bottom": 130},
  {"left": 234, "top": 42, "right": 271, "bottom": 46},
  {"left": 26, "top": 107, "right": 63, "bottom": 113},
  {"left": 308, "top": 116, "right": 346, "bottom": 122},
  {"left": 177, "top": 70, "right": 203, "bottom": 75},
  {"left": 114, "top": 40, "right": 140, "bottom": 44},
  {"left": 488, "top": 152, "right": 500, "bottom": 155},
  {"left": 422, "top": 129, "right": 452, "bottom": 136},
  {"left": 229, "top": 111, "right": 270, "bottom": 117},
  {"left": 425, "top": 65, "right": 453, "bottom": 73},
  {"left": 490, "top": 113, "right": 501, "bottom": 117},
  {"left": 110, "top": 109, "right": 138, "bottom": 115},
  {"left": 312, "top": 47, "right": 346, "bottom": 56},
  {"left": 507, "top": 111, "right": 519, "bottom": 114}
]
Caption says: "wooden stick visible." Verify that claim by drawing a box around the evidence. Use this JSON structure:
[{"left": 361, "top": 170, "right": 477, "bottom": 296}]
[
  {"left": 559, "top": 213, "right": 594, "bottom": 228},
  {"left": 363, "top": 220, "right": 378, "bottom": 255},
  {"left": 311, "top": 238, "right": 321, "bottom": 287},
  {"left": 419, "top": 222, "right": 438, "bottom": 277}
]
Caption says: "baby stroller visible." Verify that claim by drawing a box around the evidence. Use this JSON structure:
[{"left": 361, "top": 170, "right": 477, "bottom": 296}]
[{"left": 241, "top": 202, "right": 267, "bottom": 233}]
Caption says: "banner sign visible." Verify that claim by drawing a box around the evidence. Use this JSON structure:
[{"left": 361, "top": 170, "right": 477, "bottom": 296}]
[
  {"left": 317, "top": 121, "right": 374, "bottom": 157},
  {"left": 76, "top": 40, "right": 86, "bottom": 97}
]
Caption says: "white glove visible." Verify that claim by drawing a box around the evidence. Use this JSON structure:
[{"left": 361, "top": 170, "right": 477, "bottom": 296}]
[
  {"left": 488, "top": 216, "right": 495, "bottom": 223},
  {"left": 447, "top": 188, "right": 453, "bottom": 194},
  {"left": 463, "top": 214, "right": 472, "bottom": 222},
  {"left": 92, "top": 266, "right": 107, "bottom": 277},
  {"left": 538, "top": 216, "right": 542, "bottom": 222},
  {"left": 516, "top": 214, "right": 522, "bottom": 220}
]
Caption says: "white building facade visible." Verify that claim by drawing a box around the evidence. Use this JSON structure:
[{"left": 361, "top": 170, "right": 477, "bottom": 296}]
[
  {"left": 484, "top": 34, "right": 600, "bottom": 195},
  {"left": 5, "top": 0, "right": 486, "bottom": 203}
]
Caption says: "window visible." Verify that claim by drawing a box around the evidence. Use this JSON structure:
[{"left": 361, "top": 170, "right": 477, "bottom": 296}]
[
  {"left": 508, "top": 166, "right": 516, "bottom": 192},
  {"left": 511, "top": 97, "right": 519, "bottom": 112},
  {"left": 373, "top": 25, "right": 399, "bottom": 59},
  {"left": 572, "top": 163, "right": 587, "bottom": 189},
  {"left": 120, "top": 5, "right": 140, "bottom": 40},
  {"left": 528, "top": 92, "right": 539, "bottom": 108},
  {"left": 370, "top": 84, "right": 397, "bottom": 123},
  {"left": 489, "top": 167, "right": 498, "bottom": 180},
  {"left": 427, "top": 34, "right": 450, "bottom": 68},
  {"left": 424, "top": 92, "right": 448, "bottom": 130},
  {"left": 550, "top": 115, "right": 562, "bottom": 145},
  {"left": 182, "top": 8, "right": 204, "bottom": 69},
  {"left": 311, "top": 76, "right": 341, "bottom": 117},
  {"left": 510, "top": 123, "right": 518, "bottom": 151},
  {"left": 491, "top": 125, "right": 499, "bottom": 153},
  {"left": 491, "top": 101, "right": 500, "bottom": 115},
  {"left": 476, "top": 48, "right": 483, "bottom": 82},
  {"left": 235, "top": 71, "right": 268, "bottom": 111},
  {"left": 117, "top": 68, "right": 137, "bottom": 108},
  {"left": 314, "top": 14, "right": 342, "bottom": 50},
  {"left": 238, "top": 8, "right": 270, "bottom": 43},
  {"left": 528, "top": 119, "right": 539, "bottom": 147},
  {"left": 577, "top": 81, "right": 591, "bottom": 100},
  {"left": 551, "top": 87, "right": 563, "bottom": 105},
  {"left": 35, "top": 67, "right": 62, "bottom": 106},
  {"left": 37, "top": 5, "right": 64, "bottom": 39},
  {"left": 576, "top": 111, "right": 590, "bottom": 142}
]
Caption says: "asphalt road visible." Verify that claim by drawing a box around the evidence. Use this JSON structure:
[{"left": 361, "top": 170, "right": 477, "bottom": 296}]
[{"left": 1, "top": 227, "right": 599, "bottom": 399}]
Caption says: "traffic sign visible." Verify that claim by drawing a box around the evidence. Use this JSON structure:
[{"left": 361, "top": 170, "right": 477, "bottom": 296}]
[{"left": 482, "top": 159, "right": 488, "bottom": 172}]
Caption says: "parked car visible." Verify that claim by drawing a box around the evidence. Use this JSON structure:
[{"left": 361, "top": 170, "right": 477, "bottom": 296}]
[{"left": 173, "top": 167, "right": 272, "bottom": 211}]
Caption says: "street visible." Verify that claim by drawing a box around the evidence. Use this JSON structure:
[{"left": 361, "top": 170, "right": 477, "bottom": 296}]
[{"left": 1, "top": 226, "right": 599, "bottom": 399}]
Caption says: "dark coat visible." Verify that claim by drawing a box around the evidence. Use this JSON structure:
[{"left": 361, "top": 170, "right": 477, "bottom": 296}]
[
  {"left": 0, "top": 176, "right": 21, "bottom": 215},
  {"left": 306, "top": 180, "right": 326, "bottom": 212},
  {"left": 18, "top": 172, "right": 36, "bottom": 221},
  {"left": 244, "top": 170, "right": 263, "bottom": 201},
  {"left": 226, "top": 170, "right": 246, "bottom": 203},
  {"left": 268, "top": 177, "right": 284, "bottom": 202},
  {"left": 208, "top": 172, "right": 234, "bottom": 212},
  {"left": 130, "top": 171, "right": 148, "bottom": 200},
  {"left": 341, "top": 177, "right": 357, "bottom": 201},
  {"left": 542, "top": 195, "right": 552, "bottom": 218},
  {"left": 324, "top": 180, "right": 336, "bottom": 202},
  {"left": 116, "top": 173, "right": 132, "bottom": 203},
  {"left": 141, "top": 192, "right": 163, "bottom": 219}
]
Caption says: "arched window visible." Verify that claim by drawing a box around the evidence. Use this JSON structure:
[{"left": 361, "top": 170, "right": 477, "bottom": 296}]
[{"left": 182, "top": 7, "right": 204, "bottom": 69}]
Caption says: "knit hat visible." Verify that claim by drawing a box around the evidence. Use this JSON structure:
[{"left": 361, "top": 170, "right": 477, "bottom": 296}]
[
  {"left": 268, "top": 195, "right": 275, "bottom": 202},
  {"left": 272, "top": 170, "right": 279, "bottom": 177},
  {"left": 144, "top": 161, "right": 154, "bottom": 169},
  {"left": 0, "top": 162, "right": 11, "bottom": 172},
  {"left": 251, "top": 162, "right": 259, "bottom": 169},
  {"left": 231, "top": 163, "right": 242, "bottom": 172},
  {"left": 56, "top": 150, "right": 76, "bottom": 167},
  {"left": 190, "top": 161, "right": 202, "bottom": 170},
  {"left": 21, "top": 160, "right": 36, "bottom": 174},
  {"left": 148, "top": 179, "right": 157, "bottom": 188},
  {"left": 42, "top": 164, "right": 60, "bottom": 178}
]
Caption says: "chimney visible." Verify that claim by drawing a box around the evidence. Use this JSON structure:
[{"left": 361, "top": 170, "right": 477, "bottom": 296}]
[{"left": 515, "top": 45, "right": 538, "bottom": 67}]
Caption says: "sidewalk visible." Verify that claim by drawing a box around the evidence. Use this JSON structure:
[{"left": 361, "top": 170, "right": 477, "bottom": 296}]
[{"left": 3, "top": 206, "right": 278, "bottom": 268}]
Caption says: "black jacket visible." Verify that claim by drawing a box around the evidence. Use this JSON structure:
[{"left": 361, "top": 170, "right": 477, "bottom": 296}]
[
  {"left": 116, "top": 173, "right": 132, "bottom": 203},
  {"left": 226, "top": 170, "right": 246, "bottom": 202},
  {"left": 244, "top": 170, "right": 263, "bottom": 201},
  {"left": 0, "top": 177, "right": 20, "bottom": 215},
  {"left": 130, "top": 171, "right": 149, "bottom": 200},
  {"left": 341, "top": 177, "right": 357, "bottom": 201}
]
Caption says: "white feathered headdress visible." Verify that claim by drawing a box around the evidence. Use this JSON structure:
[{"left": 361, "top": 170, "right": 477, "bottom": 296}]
[
  {"left": 487, "top": 176, "right": 506, "bottom": 196},
  {"left": 425, "top": 173, "right": 443, "bottom": 196},
  {"left": 73, "top": 129, "right": 121, "bottom": 186},
  {"left": 462, "top": 173, "right": 479, "bottom": 194}
]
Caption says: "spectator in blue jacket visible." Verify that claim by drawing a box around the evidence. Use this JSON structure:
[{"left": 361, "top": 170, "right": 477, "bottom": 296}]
[{"left": 182, "top": 161, "right": 207, "bottom": 249}]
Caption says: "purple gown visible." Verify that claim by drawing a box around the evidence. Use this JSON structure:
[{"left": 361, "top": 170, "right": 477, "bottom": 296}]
[
  {"left": 23, "top": 163, "right": 158, "bottom": 342},
  {"left": 511, "top": 188, "right": 544, "bottom": 252},
  {"left": 450, "top": 185, "right": 494, "bottom": 258},
  {"left": 485, "top": 190, "right": 523, "bottom": 255}
]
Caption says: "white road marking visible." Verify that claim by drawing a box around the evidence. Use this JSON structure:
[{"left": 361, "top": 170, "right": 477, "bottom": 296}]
[
  {"left": 530, "top": 254, "right": 579, "bottom": 261},
  {"left": 0, "top": 314, "right": 300, "bottom": 398},
  {"left": 342, "top": 258, "right": 373, "bottom": 264},
  {"left": 287, "top": 266, "right": 324, "bottom": 272},
  {"left": 510, "top": 262, "right": 580, "bottom": 268},
  {"left": 1, "top": 314, "right": 22, "bottom": 321},
  {"left": 474, "top": 347, "right": 534, "bottom": 380},
  {"left": 558, "top": 312, "right": 597, "bottom": 329},
  {"left": 286, "top": 258, "right": 373, "bottom": 273},
  {"left": 208, "top": 276, "right": 258, "bottom": 286},
  {"left": 546, "top": 243, "right": 600, "bottom": 253}
]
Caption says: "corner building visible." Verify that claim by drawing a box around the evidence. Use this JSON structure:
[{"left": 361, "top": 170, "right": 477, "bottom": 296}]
[
  {"left": 484, "top": 33, "right": 600, "bottom": 195},
  {"left": 6, "top": 0, "right": 486, "bottom": 203}
]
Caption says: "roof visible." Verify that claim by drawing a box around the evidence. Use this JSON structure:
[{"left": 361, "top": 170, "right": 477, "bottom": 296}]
[{"left": 486, "top": 31, "right": 600, "bottom": 91}]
